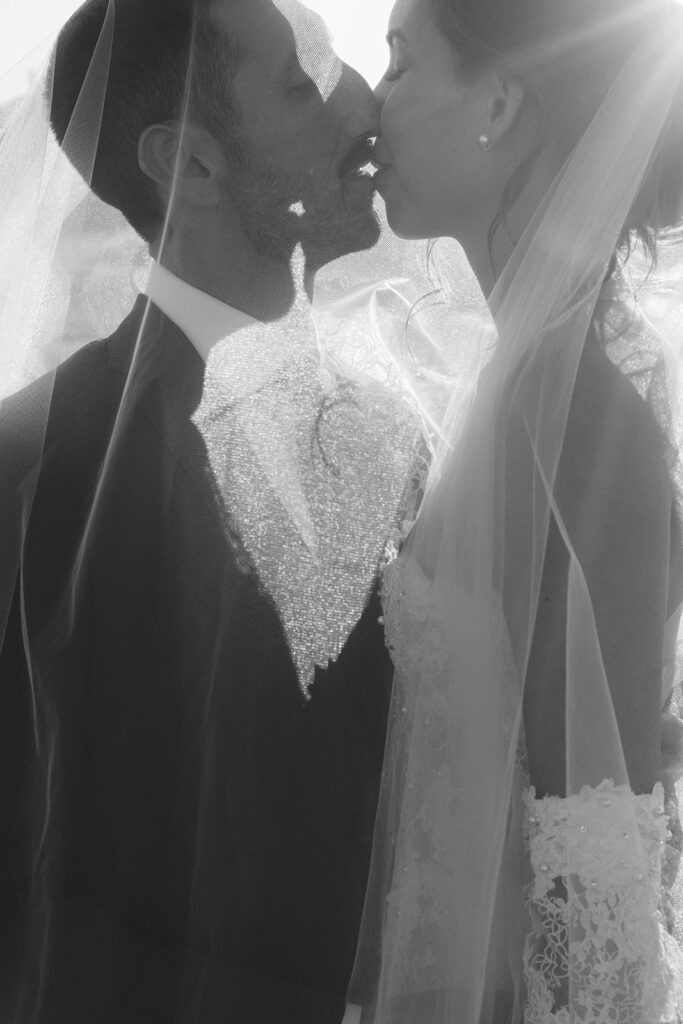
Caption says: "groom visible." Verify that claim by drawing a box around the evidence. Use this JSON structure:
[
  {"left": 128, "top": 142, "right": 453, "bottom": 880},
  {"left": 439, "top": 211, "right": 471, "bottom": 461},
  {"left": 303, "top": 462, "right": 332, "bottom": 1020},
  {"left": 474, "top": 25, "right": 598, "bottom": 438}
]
[{"left": 0, "top": 1, "right": 414, "bottom": 1021}]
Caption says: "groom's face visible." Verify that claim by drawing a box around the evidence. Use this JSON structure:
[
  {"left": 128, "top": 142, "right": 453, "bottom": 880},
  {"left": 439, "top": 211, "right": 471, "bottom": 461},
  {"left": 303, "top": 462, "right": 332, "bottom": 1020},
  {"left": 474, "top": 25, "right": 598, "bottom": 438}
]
[{"left": 211, "top": 0, "right": 381, "bottom": 266}]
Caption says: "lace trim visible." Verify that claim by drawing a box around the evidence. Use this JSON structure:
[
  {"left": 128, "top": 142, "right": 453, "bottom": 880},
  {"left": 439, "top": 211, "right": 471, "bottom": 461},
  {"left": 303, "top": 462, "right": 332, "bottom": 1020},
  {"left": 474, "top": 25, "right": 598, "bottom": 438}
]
[
  {"left": 382, "top": 443, "right": 430, "bottom": 566},
  {"left": 523, "top": 779, "right": 683, "bottom": 1023},
  {"left": 380, "top": 549, "right": 683, "bottom": 1021}
]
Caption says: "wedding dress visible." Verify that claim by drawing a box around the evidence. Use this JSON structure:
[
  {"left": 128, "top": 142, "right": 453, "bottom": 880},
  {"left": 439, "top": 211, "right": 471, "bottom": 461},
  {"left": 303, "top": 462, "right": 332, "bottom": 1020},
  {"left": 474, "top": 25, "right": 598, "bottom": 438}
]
[
  {"left": 378, "top": 533, "right": 683, "bottom": 1023},
  {"left": 347, "top": 6, "right": 683, "bottom": 1018}
]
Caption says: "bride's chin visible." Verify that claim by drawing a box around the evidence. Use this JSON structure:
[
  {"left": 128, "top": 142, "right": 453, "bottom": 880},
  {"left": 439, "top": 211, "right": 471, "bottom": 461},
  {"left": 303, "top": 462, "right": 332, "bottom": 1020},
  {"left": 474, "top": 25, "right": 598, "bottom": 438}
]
[
  {"left": 381, "top": 192, "right": 438, "bottom": 242},
  {"left": 387, "top": 216, "right": 430, "bottom": 239},
  {"left": 384, "top": 208, "right": 432, "bottom": 241}
]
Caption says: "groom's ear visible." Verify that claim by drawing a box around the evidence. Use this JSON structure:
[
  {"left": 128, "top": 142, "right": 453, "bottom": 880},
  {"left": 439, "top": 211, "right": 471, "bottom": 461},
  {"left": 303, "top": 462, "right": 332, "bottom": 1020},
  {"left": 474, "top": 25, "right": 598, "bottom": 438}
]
[
  {"left": 485, "top": 74, "right": 526, "bottom": 147},
  {"left": 138, "top": 121, "right": 228, "bottom": 208}
]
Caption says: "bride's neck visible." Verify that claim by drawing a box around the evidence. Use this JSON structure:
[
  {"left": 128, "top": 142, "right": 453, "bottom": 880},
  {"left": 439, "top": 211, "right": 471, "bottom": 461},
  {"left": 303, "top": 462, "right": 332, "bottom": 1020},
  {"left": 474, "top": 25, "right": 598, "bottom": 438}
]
[{"left": 458, "top": 145, "right": 563, "bottom": 300}]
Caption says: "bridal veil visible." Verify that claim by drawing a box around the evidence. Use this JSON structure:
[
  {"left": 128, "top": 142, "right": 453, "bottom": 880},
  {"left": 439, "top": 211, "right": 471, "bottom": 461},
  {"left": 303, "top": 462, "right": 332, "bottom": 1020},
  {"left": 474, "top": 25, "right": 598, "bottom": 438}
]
[
  {"left": 0, "top": 1, "right": 462, "bottom": 1017},
  {"left": 350, "top": 1, "right": 683, "bottom": 1021}
]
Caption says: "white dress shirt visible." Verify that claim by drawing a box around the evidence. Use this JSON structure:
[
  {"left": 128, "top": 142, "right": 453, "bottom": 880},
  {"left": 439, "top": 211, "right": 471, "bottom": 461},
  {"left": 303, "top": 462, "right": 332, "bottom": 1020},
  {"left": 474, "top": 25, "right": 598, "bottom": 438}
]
[{"left": 145, "top": 260, "right": 256, "bottom": 360}]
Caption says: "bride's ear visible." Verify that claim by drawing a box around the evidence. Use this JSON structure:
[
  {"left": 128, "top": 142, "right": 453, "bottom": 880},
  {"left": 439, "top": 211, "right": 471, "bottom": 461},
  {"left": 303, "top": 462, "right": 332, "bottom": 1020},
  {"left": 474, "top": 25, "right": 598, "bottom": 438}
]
[{"left": 485, "top": 74, "right": 526, "bottom": 147}]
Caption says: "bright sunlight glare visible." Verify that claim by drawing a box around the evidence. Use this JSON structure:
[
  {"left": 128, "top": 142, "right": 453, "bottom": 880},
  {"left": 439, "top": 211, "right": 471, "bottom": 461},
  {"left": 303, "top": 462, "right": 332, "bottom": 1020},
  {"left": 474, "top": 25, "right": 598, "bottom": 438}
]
[{"left": 3, "top": 0, "right": 682, "bottom": 102}]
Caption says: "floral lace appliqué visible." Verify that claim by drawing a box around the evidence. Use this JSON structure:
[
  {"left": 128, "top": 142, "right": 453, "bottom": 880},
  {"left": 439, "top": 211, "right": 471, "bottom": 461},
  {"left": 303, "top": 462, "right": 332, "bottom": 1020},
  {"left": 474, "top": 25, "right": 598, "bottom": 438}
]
[
  {"left": 380, "top": 554, "right": 683, "bottom": 1021},
  {"left": 524, "top": 779, "right": 683, "bottom": 1023}
]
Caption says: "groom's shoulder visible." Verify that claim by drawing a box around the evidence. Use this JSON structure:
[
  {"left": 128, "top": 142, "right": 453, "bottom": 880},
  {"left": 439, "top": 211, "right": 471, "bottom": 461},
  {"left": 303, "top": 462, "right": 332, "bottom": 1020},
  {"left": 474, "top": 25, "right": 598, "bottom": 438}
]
[{"left": 0, "top": 301, "right": 147, "bottom": 481}]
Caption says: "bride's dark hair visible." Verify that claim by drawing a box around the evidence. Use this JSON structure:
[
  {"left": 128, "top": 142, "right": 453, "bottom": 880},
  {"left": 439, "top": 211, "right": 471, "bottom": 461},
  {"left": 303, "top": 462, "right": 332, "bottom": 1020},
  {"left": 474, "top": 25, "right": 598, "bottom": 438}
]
[{"left": 430, "top": 0, "right": 683, "bottom": 262}]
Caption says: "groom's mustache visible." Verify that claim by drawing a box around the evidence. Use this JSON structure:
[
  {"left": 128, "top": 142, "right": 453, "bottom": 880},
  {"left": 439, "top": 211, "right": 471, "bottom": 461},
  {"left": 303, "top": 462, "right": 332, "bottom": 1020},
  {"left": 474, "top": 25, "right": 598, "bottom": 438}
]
[{"left": 338, "top": 136, "right": 378, "bottom": 178}]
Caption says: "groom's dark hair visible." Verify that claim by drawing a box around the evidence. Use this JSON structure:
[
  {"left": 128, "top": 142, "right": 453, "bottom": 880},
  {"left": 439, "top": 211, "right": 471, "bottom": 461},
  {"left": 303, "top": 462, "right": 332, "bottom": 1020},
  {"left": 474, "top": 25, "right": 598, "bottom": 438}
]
[{"left": 49, "top": 0, "right": 243, "bottom": 243}]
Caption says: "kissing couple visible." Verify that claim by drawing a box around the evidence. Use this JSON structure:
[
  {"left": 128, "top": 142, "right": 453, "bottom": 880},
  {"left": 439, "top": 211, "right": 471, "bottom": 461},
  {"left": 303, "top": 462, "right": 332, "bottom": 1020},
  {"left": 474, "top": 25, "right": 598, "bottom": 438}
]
[{"left": 1, "top": 0, "right": 683, "bottom": 1021}]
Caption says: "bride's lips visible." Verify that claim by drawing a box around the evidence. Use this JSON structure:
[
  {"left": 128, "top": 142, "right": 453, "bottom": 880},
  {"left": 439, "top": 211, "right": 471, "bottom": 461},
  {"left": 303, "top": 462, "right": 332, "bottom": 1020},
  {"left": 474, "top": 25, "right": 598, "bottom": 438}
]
[
  {"left": 338, "top": 137, "right": 379, "bottom": 201},
  {"left": 369, "top": 146, "right": 393, "bottom": 185},
  {"left": 370, "top": 160, "right": 392, "bottom": 195},
  {"left": 370, "top": 153, "right": 391, "bottom": 170}
]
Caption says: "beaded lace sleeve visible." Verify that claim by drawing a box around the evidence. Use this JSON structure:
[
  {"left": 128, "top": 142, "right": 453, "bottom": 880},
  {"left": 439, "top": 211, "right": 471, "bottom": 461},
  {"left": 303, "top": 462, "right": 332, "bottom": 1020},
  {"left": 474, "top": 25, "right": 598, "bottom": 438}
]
[{"left": 523, "top": 779, "right": 683, "bottom": 1024}]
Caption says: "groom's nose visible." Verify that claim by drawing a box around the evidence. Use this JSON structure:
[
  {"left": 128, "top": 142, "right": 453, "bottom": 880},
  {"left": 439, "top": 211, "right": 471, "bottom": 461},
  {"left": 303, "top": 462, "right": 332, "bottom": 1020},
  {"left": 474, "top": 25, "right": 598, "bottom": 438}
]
[{"left": 330, "top": 62, "right": 381, "bottom": 137}]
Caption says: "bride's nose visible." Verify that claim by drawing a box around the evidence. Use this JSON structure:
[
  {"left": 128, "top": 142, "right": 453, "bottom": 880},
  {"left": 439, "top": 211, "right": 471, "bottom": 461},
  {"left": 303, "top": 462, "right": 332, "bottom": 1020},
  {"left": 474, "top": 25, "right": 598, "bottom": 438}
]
[{"left": 374, "top": 74, "right": 391, "bottom": 106}]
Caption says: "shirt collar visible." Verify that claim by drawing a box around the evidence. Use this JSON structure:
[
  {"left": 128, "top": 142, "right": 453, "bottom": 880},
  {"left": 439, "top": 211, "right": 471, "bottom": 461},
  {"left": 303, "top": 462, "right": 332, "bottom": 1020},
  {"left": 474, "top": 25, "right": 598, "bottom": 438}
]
[{"left": 145, "top": 261, "right": 257, "bottom": 362}]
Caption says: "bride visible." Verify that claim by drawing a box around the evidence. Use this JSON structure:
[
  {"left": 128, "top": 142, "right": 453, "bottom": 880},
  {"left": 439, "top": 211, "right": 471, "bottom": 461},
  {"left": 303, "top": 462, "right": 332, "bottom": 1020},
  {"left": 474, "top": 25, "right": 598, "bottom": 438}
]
[{"left": 348, "top": 0, "right": 683, "bottom": 1021}]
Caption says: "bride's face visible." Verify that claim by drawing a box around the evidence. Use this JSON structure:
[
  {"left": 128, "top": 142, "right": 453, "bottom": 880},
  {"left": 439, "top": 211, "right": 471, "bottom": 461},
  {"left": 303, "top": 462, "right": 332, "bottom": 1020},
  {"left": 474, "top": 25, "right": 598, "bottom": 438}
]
[{"left": 373, "top": 0, "right": 500, "bottom": 241}]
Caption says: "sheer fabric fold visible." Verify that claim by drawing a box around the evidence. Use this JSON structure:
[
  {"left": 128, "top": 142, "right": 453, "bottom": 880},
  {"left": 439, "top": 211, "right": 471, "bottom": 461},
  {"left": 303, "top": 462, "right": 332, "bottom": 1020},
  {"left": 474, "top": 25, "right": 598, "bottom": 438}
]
[
  {"left": 349, "top": 7, "right": 683, "bottom": 1022},
  {"left": 0, "top": 4, "right": 443, "bottom": 1020}
]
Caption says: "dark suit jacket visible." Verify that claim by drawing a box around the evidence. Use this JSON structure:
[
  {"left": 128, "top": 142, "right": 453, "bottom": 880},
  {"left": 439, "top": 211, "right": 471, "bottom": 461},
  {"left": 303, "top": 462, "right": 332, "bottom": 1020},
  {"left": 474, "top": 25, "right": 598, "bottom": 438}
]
[{"left": 0, "top": 299, "right": 393, "bottom": 1023}]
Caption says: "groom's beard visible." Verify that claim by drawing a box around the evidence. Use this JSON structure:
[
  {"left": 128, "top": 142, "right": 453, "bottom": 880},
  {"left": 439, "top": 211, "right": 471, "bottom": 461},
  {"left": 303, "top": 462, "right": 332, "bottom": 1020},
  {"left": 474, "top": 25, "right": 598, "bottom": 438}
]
[{"left": 224, "top": 150, "right": 380, "bottom": 269}]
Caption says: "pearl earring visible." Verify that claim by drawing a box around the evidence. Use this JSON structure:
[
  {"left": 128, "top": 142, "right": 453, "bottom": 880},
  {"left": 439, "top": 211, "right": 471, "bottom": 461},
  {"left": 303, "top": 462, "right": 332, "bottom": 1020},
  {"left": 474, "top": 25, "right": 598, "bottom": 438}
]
[{"left": 478, "top": 133, "right": 493, "bottom": 152}]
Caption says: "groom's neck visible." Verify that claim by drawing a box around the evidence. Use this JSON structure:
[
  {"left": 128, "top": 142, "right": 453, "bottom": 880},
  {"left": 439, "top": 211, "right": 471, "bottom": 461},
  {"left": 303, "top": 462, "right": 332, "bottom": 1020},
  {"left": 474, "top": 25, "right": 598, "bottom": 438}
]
[{"left": 152, "top": 230, "right": 314, "bottom": 324}]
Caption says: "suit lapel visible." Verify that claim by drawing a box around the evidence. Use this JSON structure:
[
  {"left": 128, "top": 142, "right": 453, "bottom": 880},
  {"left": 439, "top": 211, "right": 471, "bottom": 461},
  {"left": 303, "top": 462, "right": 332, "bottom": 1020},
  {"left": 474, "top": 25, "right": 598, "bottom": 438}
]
[
  {"left": 107, "top": 296, "right": 206, "bottom": 472},
  {"left": 106, "top": 296, "right": 260, "bottom": 584},
  {"left": 102, "top": 296, "right": 389, "bottom": 698}
]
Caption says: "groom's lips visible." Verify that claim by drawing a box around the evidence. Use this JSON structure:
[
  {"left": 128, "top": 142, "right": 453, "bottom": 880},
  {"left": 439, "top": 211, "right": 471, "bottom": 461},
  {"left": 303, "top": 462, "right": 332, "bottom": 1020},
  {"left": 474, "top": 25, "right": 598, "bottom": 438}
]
[
  {"left": 339, "top": 138, "right": 378, "bottom": 179},
  {"left": 339, "top": 137, "right": 379, "bottom": 201}
]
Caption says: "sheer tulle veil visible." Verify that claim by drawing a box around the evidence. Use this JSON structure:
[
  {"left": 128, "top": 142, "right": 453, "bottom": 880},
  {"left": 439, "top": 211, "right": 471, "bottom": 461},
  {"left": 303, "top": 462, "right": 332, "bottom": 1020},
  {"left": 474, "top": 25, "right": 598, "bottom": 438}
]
[
  {"left": 0, "top": 2, "right": 458, "bottom": 1017},
  {"left": 2, "top": 0, "right": 683, "bottom": 1019},
  {"left": 349, "top": 2, "right": 683, "bottom": 1022}
]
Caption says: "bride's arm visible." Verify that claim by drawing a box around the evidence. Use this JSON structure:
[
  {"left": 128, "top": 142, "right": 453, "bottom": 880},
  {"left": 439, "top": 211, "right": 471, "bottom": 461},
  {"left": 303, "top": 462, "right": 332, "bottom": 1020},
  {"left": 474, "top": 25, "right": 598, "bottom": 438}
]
[
  {"left": 522, "top": 342, "right": 671, "bottom": 799},
  {"left": 517, "top": 342, "right": 676, "bottom": 1022}
]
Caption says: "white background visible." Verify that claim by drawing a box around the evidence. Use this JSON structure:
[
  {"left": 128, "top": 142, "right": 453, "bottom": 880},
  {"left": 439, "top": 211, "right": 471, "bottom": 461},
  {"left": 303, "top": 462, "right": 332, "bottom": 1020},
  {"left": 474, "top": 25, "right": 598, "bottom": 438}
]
[{"left": 0, "top": 0, "right": 395, "bottom": 100}]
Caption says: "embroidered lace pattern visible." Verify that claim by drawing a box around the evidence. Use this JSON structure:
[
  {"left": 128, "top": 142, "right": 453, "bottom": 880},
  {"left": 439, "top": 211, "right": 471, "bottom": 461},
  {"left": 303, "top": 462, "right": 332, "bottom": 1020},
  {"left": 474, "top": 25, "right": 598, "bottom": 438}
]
[
  {"left": 378, "top": 552, "right": 521, "bottom": 999},
  {"left": 382, "top": 548, "right": 444, "bottom": 688},
  {"left": 381, "top": 550, "right": 683, "bottom": 1021},
  {"left": 524, "top": 781, "right": 683, "bottom": 1023},
  {"left": 378, "top": 555, "right": 471, "bottom": 996}
]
